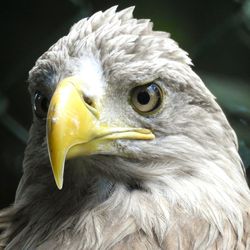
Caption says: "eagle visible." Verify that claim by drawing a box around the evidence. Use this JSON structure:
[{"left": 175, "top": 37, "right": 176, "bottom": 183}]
[{"left": 1, "top": 6, "right": 250, "bottom": 249}]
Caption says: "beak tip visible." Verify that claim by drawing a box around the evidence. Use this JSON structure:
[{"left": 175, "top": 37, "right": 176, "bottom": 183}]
[{"left": 55, "top": 179, "right": 63, "bottom": 190}]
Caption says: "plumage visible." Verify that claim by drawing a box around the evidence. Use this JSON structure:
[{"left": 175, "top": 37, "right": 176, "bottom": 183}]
[{"left": 1, "top": 6, "right": 250, "bottom": 249}]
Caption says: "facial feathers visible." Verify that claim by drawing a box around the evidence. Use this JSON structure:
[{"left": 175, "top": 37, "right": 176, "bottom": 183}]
[{"left": 1, "top": 6, "right": 250, "bottom": 250}]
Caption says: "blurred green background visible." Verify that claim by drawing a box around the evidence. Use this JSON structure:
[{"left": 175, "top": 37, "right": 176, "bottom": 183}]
[{"left": 0, "top": 0, "right": 249, "bottom": 209}]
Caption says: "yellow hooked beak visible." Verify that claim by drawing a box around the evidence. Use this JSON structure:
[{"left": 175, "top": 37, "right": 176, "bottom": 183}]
[{"left": 46, "top": 76, "right": 155, "bottom": 189}]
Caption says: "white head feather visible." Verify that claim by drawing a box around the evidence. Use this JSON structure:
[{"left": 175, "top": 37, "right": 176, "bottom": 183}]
[{"left": 1, "top": 6, "right": 250, "bottom": 249}]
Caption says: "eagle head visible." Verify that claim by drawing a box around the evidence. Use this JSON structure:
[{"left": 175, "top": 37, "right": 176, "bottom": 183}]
[{"left": 2, "top": 6, "right": 250, "bottom": 249}]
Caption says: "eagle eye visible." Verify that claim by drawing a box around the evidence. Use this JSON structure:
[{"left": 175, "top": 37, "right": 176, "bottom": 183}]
[
  {"left": 130, "top": 83, "right": 163, "bottom": 115},
  {"left": 33, "top": 91, "right": 49, "bottom": 119}
]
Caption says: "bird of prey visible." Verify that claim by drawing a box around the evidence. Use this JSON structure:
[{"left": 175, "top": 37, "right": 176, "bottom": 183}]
[{"left": 1, "top": 6, "right": 250, "bottom": 249}]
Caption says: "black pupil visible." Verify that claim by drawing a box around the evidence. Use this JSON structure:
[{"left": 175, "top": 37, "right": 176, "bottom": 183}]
[
  {"left": 34, "top": 92, "right": 49, "bottom": 118},
  {"left": 40, "top": 95, "right": 49, "bottom": 112},
  {"left": 137, "top": 91, "right": 150, "bottom": 105}
]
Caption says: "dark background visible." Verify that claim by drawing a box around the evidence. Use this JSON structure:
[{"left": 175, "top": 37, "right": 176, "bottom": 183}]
[{"left": 0, "top": 0, "right": 249, "bottom": 209}]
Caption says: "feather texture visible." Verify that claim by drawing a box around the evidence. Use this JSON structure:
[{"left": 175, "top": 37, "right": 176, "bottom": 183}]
[{"left": 1, "top": 6, "right": 250, "bottom": 249}]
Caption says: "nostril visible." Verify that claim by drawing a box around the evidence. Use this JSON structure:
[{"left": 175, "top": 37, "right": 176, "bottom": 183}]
[{"left": 82, "top": 94, "right": 93, "bottom": 107}]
